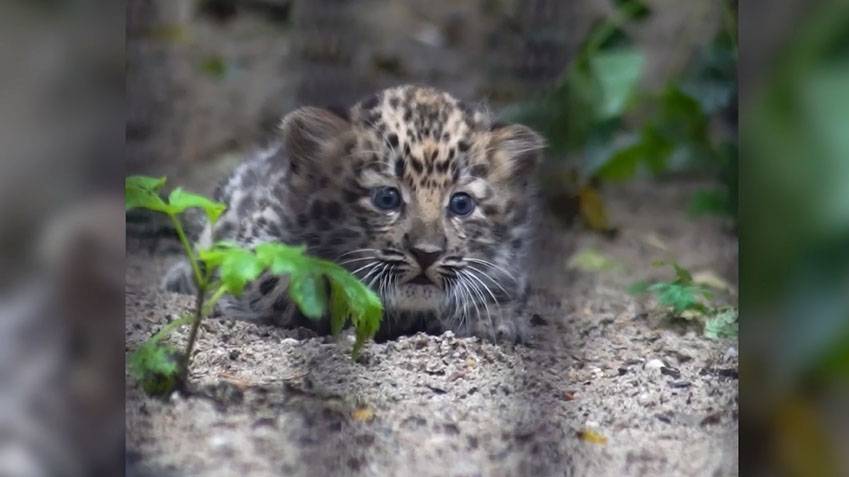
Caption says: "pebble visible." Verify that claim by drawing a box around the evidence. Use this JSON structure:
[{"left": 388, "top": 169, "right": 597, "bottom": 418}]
[
  {"left": 660, "top": 366, "right": 681, "bottom": 378},
  {"left": 208, "top": 434, "right": 230, "bottom": 450},
  {"left": 425, "top": 361, "right": 445, "bottom": 374},
  {"left": 644, "top": 359, "right": 665, "bottom": 371}
]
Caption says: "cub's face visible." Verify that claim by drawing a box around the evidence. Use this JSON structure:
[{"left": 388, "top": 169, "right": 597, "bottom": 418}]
[{"left": 280, "top": 86, "right": 544, "bottom": 322}]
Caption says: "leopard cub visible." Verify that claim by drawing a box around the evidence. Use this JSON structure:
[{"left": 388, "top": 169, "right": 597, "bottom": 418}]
[{"left": 165, "top": 85, "right": 545, "bottom": 342}]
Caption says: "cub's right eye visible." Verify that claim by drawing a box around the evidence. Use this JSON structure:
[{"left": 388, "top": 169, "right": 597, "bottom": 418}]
[{"left": 371, "top": 186, "right": 402, "bottom": 210}]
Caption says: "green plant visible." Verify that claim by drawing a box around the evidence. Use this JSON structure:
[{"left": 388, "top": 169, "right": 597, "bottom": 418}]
[
  {"left": 504, "top": 0, "right": 738, "bottom": 228},
  {"left": 630, "top": 261, "right": 737, "bottom": 339},
  {"left": 126, "top": 176, "right": 383, "bottom": 396}
]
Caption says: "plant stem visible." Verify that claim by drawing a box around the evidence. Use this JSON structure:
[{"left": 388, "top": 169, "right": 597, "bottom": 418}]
[
  {"left": 150, "top": 314, "right": 194, "bottom": 342},
  {"left": 180, "top": 284, "right": 206, "bottom": 385},
  {"left": 169, "top": 213, "right": 203, "bottom": 286},
  {"left": 202, "top": 285, "right": 228, "bottom": 315}
]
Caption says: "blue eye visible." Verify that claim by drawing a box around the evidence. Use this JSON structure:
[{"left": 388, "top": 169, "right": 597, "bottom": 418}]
[
  {"left": 371, "top": 187, "right": 402, "bottom": 210},
  {"left": 448, "top": 192, "right": 475, "bottom": 216}
]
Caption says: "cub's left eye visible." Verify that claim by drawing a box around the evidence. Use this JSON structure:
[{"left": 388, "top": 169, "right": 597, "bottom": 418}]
[
  {"left": 371, "top": 186, "right": 402, "bottom": 210},
  {"left": 448, "top": 192, "right": 476, "bottom": 216}
]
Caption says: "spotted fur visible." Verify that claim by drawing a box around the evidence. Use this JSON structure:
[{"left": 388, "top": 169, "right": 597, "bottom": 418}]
[{"left": 164, "top": 85, "right": 545, "bottom": 342}]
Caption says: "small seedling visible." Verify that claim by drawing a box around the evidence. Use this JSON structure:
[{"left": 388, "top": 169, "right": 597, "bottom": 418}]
[
  {"left": 126, "top": 176, "right": 383, "bottom": 396},
  {"left": 703, "top": 308, "right": 738, "bottom": 340},
  {"left": 629, "top": 261, "right": 737, "bottom": 339}
]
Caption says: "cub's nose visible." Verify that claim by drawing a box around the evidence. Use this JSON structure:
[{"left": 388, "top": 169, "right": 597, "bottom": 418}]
[{"left": 410, "top": 245, "right": 443, "bottom": 270}]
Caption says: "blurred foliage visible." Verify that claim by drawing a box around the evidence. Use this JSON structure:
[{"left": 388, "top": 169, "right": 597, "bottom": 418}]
[
  {"left": 630, "top": 261, "right": 738, "bottom": 339},
  {"left": 741, "top": 0, "right": 849, "bottom": 474},
  {"left": 743, "top": 0, "right": 849, "bottom": 381},
  {"left": 503, "top": 0, "right": 737, "bottom": 229}
]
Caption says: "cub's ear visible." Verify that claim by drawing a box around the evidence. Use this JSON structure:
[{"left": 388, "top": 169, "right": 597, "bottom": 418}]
[
  {"left": 279, "top": 106, "right": 350, "bottom": 166},
  {"left": 487, "top": 124, "right": 546, "bottom": 181}
]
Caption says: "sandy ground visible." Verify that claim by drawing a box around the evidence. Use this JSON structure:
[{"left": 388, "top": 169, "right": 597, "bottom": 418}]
[
  {"left": 126, "top": 3, "right": 737, "bottom": 475},
  {"left": 125, "top": 179, "right": 738, "bottom": 476}
]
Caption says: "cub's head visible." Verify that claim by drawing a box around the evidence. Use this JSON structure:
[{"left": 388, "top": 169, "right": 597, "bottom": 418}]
[{"left": 278, "top": 85, "right": 544, "bottom": 323}]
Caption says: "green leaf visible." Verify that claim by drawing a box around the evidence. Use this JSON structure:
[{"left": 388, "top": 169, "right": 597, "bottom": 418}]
[
  {"left": 648, "top": 282, "right": 706, "bottom": 314},
  {"left": 583, "top": 125, "right": 634, "bottom": 179},
  {"left": 196, "top": 241, "right": 240, "bottom": 268},
  {"left": 220, "top": 250, "right": 264, "bottom": 295},
  {"left": 634, "top": 262, "right": 716, "bottom": 317},
  {"left": 655, "top": 87, "right": 710, "bottom": 159},
  {"left": 690, "top": 189, "right": 732, "bottom": 216},
  {"left": 352, "top": 293, "right": 382, "bottom": 357},
  {"left": 288, "top": 271, "right": 327, "bottom": 319},
  {"left": 125, "top": 175, "right": 171, "bottom": 214},
  {"left": 127, "top": 175, "right": 167, "bottom": 191},
  {"left": 168, "top": 187, "right": 227, "bottom": 225},
  {"left": 128, "top": 341, "right": 177, "bottom": 379},
  {"left": 704, "top": 308, "right": 739, "bottom": 339},
  {"left": 673, "top": 263, "right": 694, "bottom": 283},
  {"left": 199, "top": 243, "right": 264, "bottom": 295},
  {"left": 201, "top": 240, "right": 385, "bottom": 356},
  {"left": 129, "top": 341, "right": 181, "bottom": 396},
  {"left": 255, "top": 242, "right": 307, "bottom": 276},
  {"left": 329, "top": 281, "right": 349, "bottom": 335},
  {"left": 126, "top": 176, "right": 227, "bottom": 224},
  {"left": 595, "top": 143, "right": 643, "bottom": 181},
  {"left": 322, "top": 263, "right": 383, "bottom": 356},
  {"left": 255, "top": 242, "right": 383, "bottom": 354},
  {"left": 589, "top": 48, "right": 644, "bottom": 119},
  {"left": 595, "top": 126, "right": 673, "bottom": 181}
]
